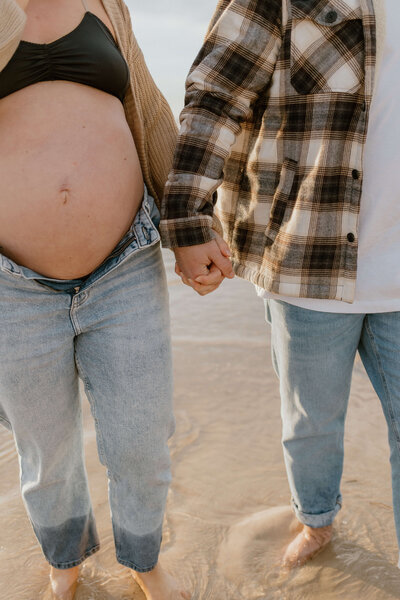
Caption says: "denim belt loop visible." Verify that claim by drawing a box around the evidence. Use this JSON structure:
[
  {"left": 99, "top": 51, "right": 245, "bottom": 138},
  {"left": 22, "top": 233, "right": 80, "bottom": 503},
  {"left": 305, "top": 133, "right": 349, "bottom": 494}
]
[{"left": 1, "top": 255, "right": 21, "bottom": 276}]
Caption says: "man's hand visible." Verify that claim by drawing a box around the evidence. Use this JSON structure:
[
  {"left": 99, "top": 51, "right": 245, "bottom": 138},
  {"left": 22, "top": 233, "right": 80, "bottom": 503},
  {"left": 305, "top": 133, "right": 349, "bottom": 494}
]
[{"left": 174, "top": 233, "right": 235, "bottom": 296}]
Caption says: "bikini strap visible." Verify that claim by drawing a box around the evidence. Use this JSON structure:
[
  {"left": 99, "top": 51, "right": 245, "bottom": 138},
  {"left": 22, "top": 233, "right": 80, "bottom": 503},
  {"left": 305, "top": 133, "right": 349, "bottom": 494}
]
[{"left": 81, "top": 0, "right": 89, "bottom": 11}]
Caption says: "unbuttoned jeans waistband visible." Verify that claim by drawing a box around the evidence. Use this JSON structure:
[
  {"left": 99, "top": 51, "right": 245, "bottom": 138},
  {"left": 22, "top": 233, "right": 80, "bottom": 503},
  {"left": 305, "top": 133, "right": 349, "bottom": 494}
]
[{"left": 0, "top": 187, "right": 161, "bottom": 294}]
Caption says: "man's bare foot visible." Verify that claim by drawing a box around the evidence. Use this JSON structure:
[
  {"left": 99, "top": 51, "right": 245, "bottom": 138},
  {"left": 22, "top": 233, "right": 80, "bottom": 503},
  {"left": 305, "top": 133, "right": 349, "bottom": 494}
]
[
  {"left": 282, "top": 524, "right": 333, "bottom": 568},
  {"left": 49, "top": 565, "right": 79, "bottom": 599},
  {"left": 131, "top": 563, "right": 190, "bottom": 600}
]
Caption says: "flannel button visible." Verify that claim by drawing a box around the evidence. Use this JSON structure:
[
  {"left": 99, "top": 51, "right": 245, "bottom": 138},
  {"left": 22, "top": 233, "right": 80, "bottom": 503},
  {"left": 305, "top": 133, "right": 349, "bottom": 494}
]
[
  {"left": 325, "top": 10, "right": 338, "bottom": 23},
  {"left": 347, "top": 233, "right": 355, "bottom": 243},
  {"left": 352, "top": 169, "right": 360, "bottom": 180}
]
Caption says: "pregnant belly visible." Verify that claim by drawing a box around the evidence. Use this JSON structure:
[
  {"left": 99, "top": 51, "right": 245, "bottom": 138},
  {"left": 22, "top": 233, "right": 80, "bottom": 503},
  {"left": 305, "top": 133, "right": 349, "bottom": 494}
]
[{"left": 0, "top": 82, "right": 144, "bottom": 279}]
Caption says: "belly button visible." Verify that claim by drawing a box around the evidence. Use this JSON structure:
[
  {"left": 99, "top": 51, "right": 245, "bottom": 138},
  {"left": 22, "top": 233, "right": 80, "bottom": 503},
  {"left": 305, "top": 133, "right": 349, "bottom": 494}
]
[{"left": 60, "top": 185, "right": 71, "bottom": 205}]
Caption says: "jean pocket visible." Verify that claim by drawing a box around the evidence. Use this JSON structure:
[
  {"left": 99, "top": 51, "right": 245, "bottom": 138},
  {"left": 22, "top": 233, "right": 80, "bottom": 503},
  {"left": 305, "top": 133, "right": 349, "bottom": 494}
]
[{"left": 289, "top": 0, "right": 365, "bottom": 95}]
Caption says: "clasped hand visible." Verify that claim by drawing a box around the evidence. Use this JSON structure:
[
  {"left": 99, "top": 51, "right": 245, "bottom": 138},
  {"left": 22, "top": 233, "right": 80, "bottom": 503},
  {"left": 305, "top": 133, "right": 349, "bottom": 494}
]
[{"left": 173, "top": 233, "right": 235, "bottom": 296}]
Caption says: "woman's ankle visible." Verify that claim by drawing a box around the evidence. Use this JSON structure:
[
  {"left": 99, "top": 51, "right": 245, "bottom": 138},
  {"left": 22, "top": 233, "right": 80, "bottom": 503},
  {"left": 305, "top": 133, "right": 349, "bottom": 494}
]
[{"left": 49, "top": 565, "right": 79, "bottom": 598}]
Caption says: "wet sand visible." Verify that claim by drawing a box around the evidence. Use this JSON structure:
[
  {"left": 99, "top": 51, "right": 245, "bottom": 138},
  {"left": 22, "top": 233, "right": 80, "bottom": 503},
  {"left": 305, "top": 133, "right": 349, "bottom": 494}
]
[{"left": 1, "top": 250, "right": 400, "bottom": 599}]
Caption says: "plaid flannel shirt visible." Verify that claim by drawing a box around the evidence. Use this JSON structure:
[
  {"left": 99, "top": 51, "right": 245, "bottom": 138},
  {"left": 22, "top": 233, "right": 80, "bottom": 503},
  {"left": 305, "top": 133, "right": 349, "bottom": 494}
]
[{"left": 160, "top": 0, "right": 378, "bottom": 302}]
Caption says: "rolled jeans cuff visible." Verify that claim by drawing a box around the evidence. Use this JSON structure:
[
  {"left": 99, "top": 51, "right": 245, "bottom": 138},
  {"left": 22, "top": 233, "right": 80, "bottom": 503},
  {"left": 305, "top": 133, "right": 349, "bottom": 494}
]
[{"left": 291, "top": 495, "right": 342, "bottom": 528}]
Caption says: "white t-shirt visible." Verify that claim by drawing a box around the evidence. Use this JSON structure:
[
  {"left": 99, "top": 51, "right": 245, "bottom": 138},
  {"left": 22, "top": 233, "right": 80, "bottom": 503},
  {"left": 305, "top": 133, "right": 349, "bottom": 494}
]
[{"left": 258, "top": 2, "right": 400, "bottom": 313}]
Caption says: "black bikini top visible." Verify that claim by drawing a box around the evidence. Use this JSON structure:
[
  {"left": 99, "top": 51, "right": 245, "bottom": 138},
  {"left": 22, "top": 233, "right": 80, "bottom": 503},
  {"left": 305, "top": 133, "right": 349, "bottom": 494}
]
[{"left": 0, "top": 9, "right": 130, "bottom": 102}]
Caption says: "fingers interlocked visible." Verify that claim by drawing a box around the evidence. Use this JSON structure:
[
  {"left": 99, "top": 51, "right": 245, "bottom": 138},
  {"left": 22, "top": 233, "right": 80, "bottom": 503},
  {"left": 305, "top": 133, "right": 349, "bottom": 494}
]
[{"left": 173, "top": 234, "right": 235, "bottom": 296}]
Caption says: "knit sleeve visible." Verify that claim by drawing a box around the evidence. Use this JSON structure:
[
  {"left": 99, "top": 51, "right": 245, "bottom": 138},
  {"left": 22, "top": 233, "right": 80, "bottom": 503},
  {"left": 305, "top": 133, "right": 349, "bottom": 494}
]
[
  {"left": 0, "top": 0, "right": 26, "bottom": 71},
  {"left": 119, "top": 1, "right": 178, "bottom": 203},
  {"left": 133, "top": 47, "right": 179, "bottom": 202}
]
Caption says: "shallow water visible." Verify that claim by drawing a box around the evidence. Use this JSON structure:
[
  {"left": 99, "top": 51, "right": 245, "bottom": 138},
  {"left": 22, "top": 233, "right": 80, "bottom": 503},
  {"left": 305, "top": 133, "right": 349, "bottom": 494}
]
[{"left": 1, "top": 250, "right": 400, "bottom": 599}]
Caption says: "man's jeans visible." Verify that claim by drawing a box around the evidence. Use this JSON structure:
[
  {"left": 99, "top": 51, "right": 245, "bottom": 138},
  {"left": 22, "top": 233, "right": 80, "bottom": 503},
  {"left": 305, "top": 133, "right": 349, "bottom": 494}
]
[
  {"left": 0, "top": 192, "right": 175, "bottom": 572},
  {"left": 265, "top": 299, "right": 400, "bottom": 552}
]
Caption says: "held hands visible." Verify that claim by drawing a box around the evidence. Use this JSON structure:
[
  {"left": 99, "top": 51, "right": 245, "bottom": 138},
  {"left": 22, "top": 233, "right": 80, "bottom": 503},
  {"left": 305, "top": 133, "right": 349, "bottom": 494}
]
[{"left": 174, "top": 232, "right": 235, "bottom": 296}]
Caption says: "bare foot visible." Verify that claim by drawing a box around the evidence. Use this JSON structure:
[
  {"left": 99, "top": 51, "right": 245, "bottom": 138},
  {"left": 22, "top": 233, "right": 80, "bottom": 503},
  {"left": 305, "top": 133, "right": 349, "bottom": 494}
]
[
  {"left": 49, "top": 566, "right": 79, "bottom": 599},
  {"left": 131, "top": 563, "right": 190, "bottom": 600},
  {"left": 282, "top": 524, "right": 333, "bottom": 568}
]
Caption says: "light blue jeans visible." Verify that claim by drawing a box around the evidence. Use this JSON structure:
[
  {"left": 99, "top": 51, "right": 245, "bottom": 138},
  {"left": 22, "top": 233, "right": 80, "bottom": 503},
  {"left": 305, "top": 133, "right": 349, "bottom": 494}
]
[
  {"left": 0, "top": 190, "right": 175, "bottom": 572},
  {"left": 265, "top": 299, "right": 400, "bottom": 549}
]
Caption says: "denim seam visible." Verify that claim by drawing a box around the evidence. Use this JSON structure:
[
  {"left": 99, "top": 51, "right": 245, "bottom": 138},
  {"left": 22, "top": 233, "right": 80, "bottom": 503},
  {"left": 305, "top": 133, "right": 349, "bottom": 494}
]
[
  {"left": 46, "top": 543, "right": 100, "bottom": 569},
  {"left": 69, "top": 302, "right": 82, "bottom": 336},
  {"left": 116, "top": 556, "right": 157, "bottom": 573},
  {"left": 0, "top": 267, "right": 22, "bottom": 279},
  {"left": 74, "top": 353, "right": 107, "bottom": 464},
  {"left": 364, "top": 317, "right": 400, "bottom": 448}
]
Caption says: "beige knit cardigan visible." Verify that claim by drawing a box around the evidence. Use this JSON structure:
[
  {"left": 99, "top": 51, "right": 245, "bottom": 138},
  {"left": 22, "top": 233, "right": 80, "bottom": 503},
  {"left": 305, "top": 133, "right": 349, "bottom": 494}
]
[{"left": 0, "top": 0, "right": 178, "bottom": 207}]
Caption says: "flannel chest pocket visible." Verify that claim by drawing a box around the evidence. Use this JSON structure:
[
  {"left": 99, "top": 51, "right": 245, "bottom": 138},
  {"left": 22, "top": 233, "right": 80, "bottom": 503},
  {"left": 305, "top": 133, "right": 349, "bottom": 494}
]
[{"left": 289, "top": 0, "right": 365, "bottom": 94}]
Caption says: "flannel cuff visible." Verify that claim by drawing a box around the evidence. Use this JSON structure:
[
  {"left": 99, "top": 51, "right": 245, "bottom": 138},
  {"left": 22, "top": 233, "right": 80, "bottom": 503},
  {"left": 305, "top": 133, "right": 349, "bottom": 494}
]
[{"left": 159, "top": 215, "right": 216, "bottom": 248}]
